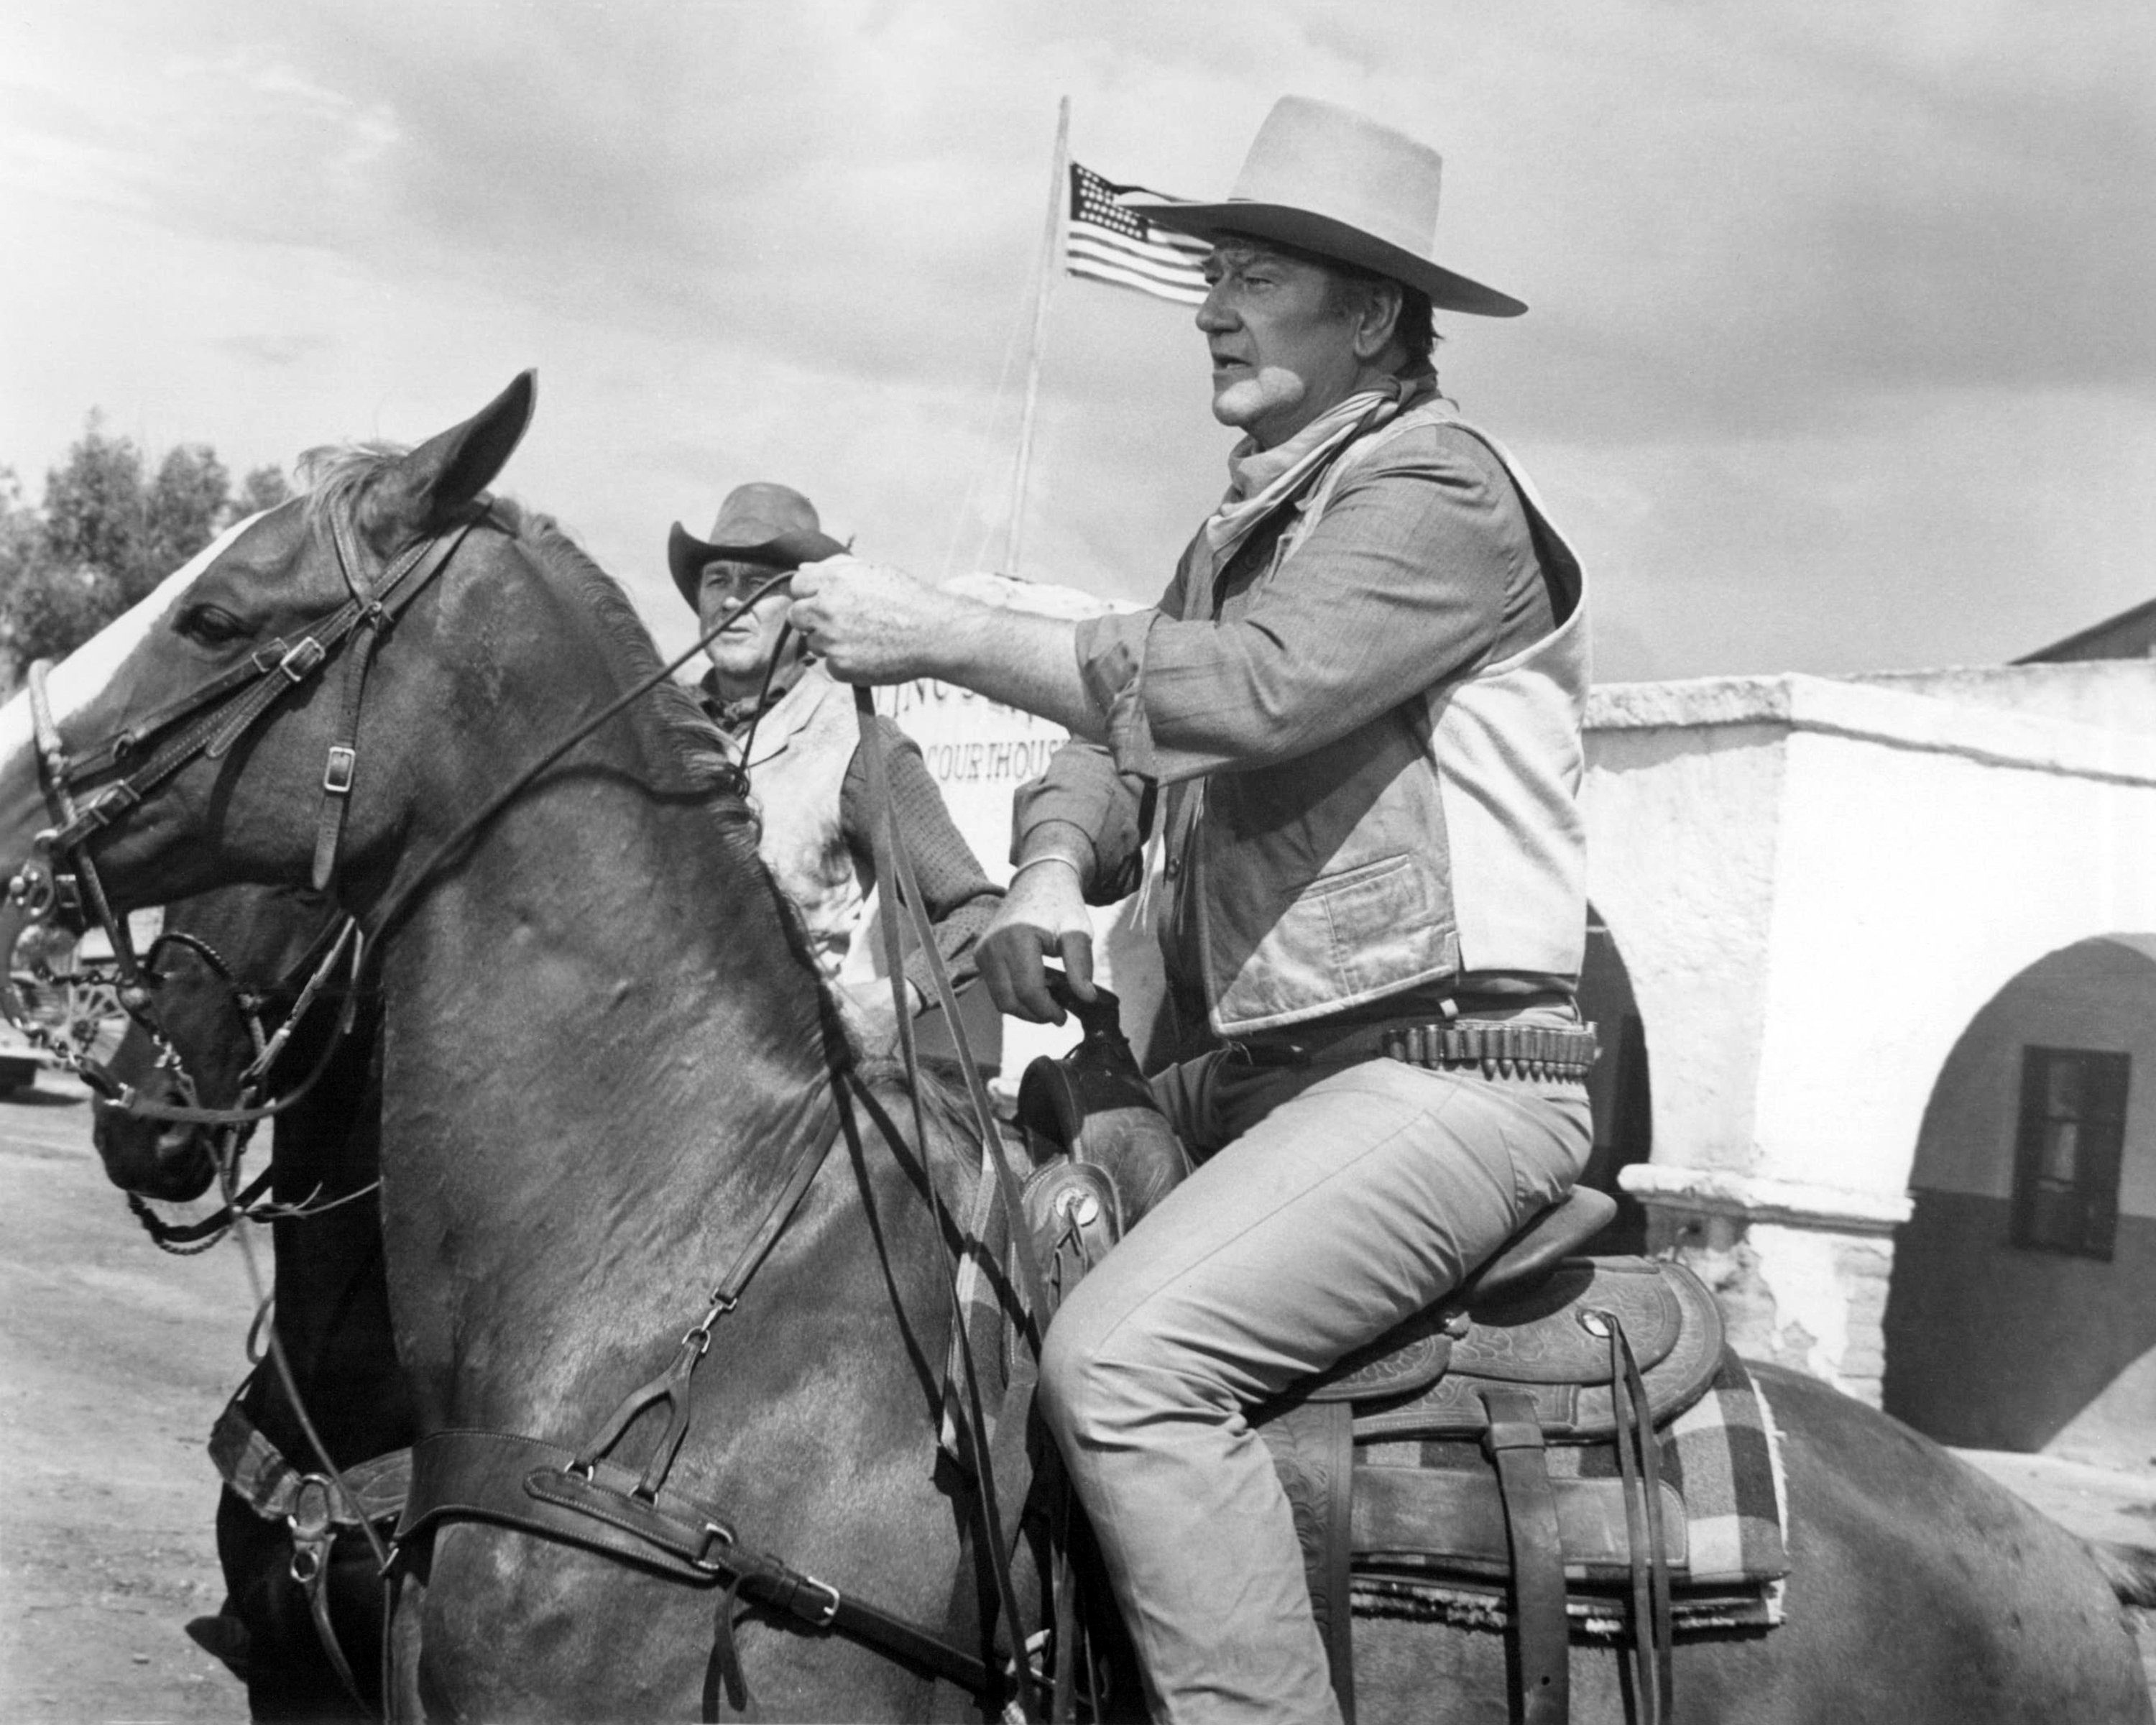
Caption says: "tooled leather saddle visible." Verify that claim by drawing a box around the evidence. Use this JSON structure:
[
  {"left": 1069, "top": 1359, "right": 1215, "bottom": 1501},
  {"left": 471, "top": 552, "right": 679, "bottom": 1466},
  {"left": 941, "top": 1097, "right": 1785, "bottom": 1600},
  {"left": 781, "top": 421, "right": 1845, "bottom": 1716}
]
[{"left": 1013, "top": 987, "right": 1722, "bottom": 1725}]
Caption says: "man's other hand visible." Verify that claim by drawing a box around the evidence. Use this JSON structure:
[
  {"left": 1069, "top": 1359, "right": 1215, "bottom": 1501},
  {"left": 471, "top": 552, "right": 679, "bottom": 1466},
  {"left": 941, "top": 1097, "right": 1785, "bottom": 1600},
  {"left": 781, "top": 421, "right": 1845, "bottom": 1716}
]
[
  {"left": 789, "top": 555, "right": 959, "bottom": 684},
  {"left": 978, "top": 860, "right": 1097, "bottom": 1024}
]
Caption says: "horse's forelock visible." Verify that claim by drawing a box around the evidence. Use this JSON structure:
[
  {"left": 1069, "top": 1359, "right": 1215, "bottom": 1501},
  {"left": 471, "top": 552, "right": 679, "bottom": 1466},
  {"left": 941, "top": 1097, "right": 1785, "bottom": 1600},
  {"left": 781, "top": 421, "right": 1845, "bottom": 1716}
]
[{"left": 298, "top": 441, "right": 407, "bottom": 530}]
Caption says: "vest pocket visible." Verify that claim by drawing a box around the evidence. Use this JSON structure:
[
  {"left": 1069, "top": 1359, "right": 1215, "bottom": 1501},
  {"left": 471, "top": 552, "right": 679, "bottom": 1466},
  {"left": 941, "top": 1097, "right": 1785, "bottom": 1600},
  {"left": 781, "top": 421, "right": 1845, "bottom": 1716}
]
[{"left": 1305, "top": 854, "right": 1449, "bottom": 998}]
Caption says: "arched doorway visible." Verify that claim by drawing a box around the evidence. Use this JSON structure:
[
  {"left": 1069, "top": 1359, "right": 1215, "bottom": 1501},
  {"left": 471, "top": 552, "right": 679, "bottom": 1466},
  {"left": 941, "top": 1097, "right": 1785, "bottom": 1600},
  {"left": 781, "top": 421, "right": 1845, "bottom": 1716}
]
[
  {"left": 1577, "top": 906, "right": 1651, "bottom": 1254},
  {"left": 1882, "top": 935, "right": 2156, "bottom": 1466}
]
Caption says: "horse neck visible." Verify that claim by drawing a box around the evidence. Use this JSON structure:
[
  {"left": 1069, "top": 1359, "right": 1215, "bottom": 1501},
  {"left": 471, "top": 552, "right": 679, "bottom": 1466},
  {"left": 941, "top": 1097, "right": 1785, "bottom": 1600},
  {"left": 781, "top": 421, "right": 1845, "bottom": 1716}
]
[{"left": 370, "top": 704, "right": 839, "bottom": 1425}]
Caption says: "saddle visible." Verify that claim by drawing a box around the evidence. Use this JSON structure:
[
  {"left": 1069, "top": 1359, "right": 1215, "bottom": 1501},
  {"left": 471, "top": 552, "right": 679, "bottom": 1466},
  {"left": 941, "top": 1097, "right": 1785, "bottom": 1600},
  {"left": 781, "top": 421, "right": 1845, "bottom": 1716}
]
[{"left": 1013, "top": 998, "right": 1722, "bottom": 1725}]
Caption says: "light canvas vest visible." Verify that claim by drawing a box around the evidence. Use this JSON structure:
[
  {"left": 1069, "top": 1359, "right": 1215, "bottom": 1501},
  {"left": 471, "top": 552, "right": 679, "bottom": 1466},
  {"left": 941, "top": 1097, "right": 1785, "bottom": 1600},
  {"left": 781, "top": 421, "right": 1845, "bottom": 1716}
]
[
  {"left": 1171, "top": 406, "right": 1590, "bottom": 1035},
  {"left": 724, "top": 663, "right": 874, "bottom": 982}
]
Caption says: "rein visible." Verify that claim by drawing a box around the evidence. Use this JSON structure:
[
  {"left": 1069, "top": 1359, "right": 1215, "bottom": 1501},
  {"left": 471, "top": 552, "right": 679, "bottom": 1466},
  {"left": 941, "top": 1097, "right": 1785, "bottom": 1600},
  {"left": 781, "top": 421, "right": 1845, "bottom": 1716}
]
[{"left": 857, "top": 689, "right": 1069, "bottom": 1716}]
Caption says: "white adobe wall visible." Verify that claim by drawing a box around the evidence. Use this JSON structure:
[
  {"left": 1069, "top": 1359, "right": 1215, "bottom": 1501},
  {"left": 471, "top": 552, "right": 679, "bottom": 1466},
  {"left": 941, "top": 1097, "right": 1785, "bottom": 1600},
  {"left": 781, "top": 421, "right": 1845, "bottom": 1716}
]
[{"left": 1589, "top": 670, "right": 2156, "bottom": 1402}]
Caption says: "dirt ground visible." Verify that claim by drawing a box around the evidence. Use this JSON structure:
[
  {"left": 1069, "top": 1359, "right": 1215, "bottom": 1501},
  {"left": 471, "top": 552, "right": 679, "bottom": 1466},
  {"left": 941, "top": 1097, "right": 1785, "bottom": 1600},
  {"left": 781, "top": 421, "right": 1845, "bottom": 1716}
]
[
  {"left": 3, "top": 1073, "right": 2153, "bottom": 1723},
  {"left": 1, "top": 1073, "right": 257, "bottom": 1724}
]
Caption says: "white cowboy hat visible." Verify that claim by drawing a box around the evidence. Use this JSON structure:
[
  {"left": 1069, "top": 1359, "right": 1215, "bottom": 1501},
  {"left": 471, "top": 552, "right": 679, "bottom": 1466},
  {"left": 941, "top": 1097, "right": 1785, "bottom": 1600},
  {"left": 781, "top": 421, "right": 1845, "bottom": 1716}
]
[{"left": 1125, "top": 95, "right": 1525, "bottom": 318}]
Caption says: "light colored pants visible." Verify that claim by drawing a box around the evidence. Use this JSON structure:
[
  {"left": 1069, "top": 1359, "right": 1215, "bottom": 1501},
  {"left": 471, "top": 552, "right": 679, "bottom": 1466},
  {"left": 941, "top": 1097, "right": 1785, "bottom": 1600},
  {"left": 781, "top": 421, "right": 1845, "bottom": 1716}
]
[{"left": 1036, "top": 1050, "right": 1593, "bottom": 1724}]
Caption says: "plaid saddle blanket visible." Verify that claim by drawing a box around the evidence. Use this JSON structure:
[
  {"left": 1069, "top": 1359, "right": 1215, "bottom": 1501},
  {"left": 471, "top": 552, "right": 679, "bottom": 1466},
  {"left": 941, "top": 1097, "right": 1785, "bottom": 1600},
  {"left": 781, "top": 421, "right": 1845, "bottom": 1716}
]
[{"left": 1348, "top": 1347, "right": 1791, "bottom": 1634}]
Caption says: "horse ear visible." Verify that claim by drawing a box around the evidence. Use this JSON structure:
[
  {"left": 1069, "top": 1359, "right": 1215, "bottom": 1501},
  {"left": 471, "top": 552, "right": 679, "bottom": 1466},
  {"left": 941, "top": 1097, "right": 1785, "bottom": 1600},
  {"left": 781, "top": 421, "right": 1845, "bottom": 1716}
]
[{"left": 364, "top": 371, "right": 538, "bottom": 543}]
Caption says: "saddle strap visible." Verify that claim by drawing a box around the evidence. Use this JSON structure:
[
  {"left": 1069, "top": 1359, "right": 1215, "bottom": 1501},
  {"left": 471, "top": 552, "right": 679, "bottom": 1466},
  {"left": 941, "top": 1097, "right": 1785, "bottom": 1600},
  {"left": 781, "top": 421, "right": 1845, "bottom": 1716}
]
[
  {"left": 1606, "top": 1320, "right": 1673, "bottom": 1725},
  {"left": 1319, "top": 1404, "right": 1355, "bottom": 1724},
  {"left": 292, "top": 1524, "right": 369, "bottom": 1713},
  {"left": 399, "top": 1428, "right": 990, "bottom": 1697},
  {"left": 208, "top": 1393, "right": 412, "bottom": 1527},
  {"left": 1480, "top": 1388, "right": 1570, "bottom": 1725},
  {"left": 208, "top": 1392, "right": 401, "bottom": 1716}
]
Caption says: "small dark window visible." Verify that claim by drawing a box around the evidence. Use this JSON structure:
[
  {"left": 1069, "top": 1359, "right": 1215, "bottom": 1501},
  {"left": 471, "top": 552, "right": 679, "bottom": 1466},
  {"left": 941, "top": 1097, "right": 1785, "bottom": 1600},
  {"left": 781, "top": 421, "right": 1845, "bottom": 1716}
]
[{"left": 2010, "top": 1047, "right": 2128, "bottom": 1259}]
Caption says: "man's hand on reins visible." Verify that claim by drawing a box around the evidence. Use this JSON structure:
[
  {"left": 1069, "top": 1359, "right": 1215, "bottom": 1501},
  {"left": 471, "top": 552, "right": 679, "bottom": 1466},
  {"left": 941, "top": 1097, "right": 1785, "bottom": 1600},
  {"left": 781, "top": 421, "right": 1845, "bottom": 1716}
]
[
  {"left": 791, "top": 557, "right": 1109, "bottom": 740},
  {"left": 789, "top": 556, "right": 958, "bottom": 684},
  {"left": 977, "top": 858, "right": 1097, "bottom": 1024}
]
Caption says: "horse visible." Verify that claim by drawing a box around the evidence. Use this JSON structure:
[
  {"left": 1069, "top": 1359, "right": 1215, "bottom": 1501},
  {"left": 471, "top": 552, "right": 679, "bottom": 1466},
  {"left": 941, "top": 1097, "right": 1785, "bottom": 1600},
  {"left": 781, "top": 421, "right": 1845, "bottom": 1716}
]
[
  {"left": 91, "top": 881, "right": 409, "bottom": 1721},
  {"left": 1, "top": 372, "right": 2147, "bottom": 1721}
]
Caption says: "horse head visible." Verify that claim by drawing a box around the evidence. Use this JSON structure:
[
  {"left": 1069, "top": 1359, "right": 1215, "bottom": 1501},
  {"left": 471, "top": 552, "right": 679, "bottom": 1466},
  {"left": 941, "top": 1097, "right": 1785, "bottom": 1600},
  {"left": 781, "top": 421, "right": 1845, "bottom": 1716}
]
[
  {"left": 91, "top": 883, "right": 349, "bottom": 1202},
  {"left": 0, "top": 373, "right": 537, "bottom": 962}
]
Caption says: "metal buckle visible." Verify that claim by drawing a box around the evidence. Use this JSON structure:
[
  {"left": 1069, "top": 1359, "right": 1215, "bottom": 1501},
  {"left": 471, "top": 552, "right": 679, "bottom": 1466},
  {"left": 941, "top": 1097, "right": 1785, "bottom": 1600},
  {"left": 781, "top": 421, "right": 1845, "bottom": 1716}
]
[
  {"left": 287, "top": 1473, "right": 340, "bottom": 1545},
  {"left": 290, "top": 1536, "right": 328, "bottom": 1586},
  {"left": 693, "top": 1520, "right": 737, "bottom": 1576},
  {"left": 322, "top": 746, "right": 356, "bottom": 795},
  {"left": 79, "top": 782, "right": 140, "bottom": 831},
  {"left": 796, "top": 1575, "right": 841, "bottom": 1627},
  {"left": 278, "top": 638, "right": 326, "bottom": 683}
]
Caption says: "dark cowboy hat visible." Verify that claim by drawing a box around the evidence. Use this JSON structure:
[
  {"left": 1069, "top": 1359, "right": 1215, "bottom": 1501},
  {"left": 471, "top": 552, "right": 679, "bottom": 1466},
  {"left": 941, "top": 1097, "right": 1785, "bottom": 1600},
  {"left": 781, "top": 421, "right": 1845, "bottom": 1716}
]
[
  {"left": 667, "top": 482, "right": 849, "bottom": 609},
  {"left": 1124, "top": 95, "right": 1526, "bottom": 318}
]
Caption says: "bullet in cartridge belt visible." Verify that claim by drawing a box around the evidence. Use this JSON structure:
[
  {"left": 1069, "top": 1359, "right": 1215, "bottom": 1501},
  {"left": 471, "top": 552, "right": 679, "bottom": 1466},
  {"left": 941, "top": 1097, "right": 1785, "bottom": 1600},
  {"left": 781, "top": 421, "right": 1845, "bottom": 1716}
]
[{"left": 1378, "top": 1019, "right": 1600, "bottom": 1082}]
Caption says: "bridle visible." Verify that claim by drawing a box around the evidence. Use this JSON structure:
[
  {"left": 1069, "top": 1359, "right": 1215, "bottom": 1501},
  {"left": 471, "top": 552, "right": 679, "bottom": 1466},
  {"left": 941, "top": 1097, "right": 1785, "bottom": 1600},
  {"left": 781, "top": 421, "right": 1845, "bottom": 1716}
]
[
  {"left": 7, "top": 505, "right": 482, "bottom": 1002},
  {"left": 3, "top": 497, "right": 781, "bottom": 1028}
]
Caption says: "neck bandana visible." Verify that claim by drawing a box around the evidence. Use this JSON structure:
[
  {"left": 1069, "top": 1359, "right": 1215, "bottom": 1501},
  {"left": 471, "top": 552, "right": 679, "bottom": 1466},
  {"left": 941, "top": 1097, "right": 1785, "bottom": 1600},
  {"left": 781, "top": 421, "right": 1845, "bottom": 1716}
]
[{"left": 1202, "top": 366, "right": 1439, "bottom": 567}]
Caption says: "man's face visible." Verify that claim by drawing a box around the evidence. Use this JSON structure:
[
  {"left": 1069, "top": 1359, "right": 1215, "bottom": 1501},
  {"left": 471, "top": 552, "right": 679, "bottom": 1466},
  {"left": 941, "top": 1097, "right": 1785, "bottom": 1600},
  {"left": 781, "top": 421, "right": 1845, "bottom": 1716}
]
[
  {"left": 1197, "top": 243, "right": 1366, "bottom": 449},
  {"left": 698, "top": 560, "right": 797, "bottom": 689}
]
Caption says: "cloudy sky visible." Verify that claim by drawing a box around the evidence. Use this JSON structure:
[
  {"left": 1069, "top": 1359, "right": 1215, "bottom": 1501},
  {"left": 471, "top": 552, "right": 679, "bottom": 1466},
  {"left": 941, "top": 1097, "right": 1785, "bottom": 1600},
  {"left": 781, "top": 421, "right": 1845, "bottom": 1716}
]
[{"left": 2, "top": 0, "right": 2150, "bottom": 681}]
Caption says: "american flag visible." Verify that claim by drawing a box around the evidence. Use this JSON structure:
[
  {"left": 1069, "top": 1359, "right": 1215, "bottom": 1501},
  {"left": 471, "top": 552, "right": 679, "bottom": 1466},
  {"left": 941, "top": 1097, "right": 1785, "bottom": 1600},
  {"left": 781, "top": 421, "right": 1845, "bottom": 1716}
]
[{"left": 1064, "top": 162, "right": 1211, "bottom": 306}]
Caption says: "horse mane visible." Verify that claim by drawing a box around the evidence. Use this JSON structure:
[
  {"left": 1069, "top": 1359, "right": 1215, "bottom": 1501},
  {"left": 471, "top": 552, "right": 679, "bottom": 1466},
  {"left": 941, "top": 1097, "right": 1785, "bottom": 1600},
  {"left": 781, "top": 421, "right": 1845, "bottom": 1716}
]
[{"left": 495, "top": 500, "right": 740, "bottom": 799}]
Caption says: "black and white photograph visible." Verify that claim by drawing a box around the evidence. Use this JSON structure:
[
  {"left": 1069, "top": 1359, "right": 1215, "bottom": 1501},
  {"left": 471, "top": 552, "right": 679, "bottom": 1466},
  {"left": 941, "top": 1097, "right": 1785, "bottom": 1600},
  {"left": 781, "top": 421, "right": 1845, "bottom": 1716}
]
[{"left": 2, "top": 3, "right": 2152, "bottom": 1720}]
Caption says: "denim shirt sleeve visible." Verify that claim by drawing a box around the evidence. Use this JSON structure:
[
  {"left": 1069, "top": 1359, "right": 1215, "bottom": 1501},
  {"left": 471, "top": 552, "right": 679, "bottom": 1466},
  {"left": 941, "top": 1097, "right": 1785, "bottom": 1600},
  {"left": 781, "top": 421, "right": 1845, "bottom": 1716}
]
[
  {"left": 1008, "top": 741, "right": 1151, "bottom": 903},
  {"left": 1067, "top": 426, "right": 1525, "bottom": 786}
]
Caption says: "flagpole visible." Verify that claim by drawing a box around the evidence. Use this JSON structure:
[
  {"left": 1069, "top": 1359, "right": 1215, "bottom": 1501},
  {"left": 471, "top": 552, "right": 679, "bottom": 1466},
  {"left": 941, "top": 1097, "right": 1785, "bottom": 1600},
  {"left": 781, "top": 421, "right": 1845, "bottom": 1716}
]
[{"left": 1003, "top": 96, "right": 1069, "bottom": 576}]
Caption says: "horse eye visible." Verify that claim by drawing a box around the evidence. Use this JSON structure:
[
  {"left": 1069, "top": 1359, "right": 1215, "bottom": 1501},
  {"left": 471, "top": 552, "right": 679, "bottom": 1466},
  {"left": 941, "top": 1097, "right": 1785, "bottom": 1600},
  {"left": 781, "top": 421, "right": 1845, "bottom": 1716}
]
[{"left": 177, "top": 604, "right": 254, "bottom": 647}]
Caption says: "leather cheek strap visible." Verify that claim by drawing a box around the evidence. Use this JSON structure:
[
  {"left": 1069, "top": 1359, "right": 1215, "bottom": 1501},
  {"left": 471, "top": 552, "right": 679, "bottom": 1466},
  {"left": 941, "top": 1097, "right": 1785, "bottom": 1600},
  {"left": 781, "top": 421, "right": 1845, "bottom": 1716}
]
[{"left": 312, "top": 520, "right": 475, "bottom": 893}]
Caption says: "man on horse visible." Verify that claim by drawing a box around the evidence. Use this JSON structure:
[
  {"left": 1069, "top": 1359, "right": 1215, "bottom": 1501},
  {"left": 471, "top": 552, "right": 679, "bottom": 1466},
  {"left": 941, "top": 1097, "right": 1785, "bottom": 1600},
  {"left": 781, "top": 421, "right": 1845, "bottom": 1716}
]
[
  {"left": 792, "top": 95, "right": 1593, "bottom": 1723},
  {"left": 669, "top": 482, "right": 1005, "bottom": 1057}
]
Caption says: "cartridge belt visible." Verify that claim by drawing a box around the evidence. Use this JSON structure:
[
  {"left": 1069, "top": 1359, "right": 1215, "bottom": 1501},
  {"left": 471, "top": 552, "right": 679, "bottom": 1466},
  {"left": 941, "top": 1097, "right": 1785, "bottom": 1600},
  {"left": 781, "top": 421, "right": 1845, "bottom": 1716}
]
[{"left": 1233, "top": 1016, "right": 1600, "bottom": 1083}]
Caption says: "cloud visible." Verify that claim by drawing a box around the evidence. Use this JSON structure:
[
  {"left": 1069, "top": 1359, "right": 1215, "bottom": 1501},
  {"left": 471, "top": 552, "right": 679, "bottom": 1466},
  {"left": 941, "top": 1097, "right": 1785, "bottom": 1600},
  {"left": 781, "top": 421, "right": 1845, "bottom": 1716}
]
[
  {"left": 1, "top": 0, "right": 2149, "bottom": 681},
  {"left": 208, "top": 331, "right": 335, "bottom": 369}
]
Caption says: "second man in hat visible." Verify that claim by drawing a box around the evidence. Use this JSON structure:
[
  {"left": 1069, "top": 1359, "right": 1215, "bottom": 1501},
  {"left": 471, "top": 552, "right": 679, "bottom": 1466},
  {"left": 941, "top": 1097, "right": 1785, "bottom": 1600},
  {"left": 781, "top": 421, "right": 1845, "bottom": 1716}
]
[{"left": 669, "top": 482, "right": 1003, "bottom": 1060}]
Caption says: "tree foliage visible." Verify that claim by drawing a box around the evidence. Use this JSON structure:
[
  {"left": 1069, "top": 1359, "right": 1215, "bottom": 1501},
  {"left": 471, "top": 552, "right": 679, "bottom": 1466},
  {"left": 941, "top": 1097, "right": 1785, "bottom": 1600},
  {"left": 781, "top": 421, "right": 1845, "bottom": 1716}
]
[{"left": 0, "top": 417, "right": 292, "bottom": 681}]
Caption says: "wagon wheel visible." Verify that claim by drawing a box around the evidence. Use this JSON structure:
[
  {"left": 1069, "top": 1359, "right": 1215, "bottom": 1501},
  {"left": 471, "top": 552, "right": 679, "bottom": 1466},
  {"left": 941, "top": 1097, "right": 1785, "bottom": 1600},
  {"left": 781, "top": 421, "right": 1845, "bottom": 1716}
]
[
  {"left": 7, "top": 945, "right": 131, "bottom": 1071},
  {"left": 63, "top": 975, "right": 129, "bottom": 1066}
]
